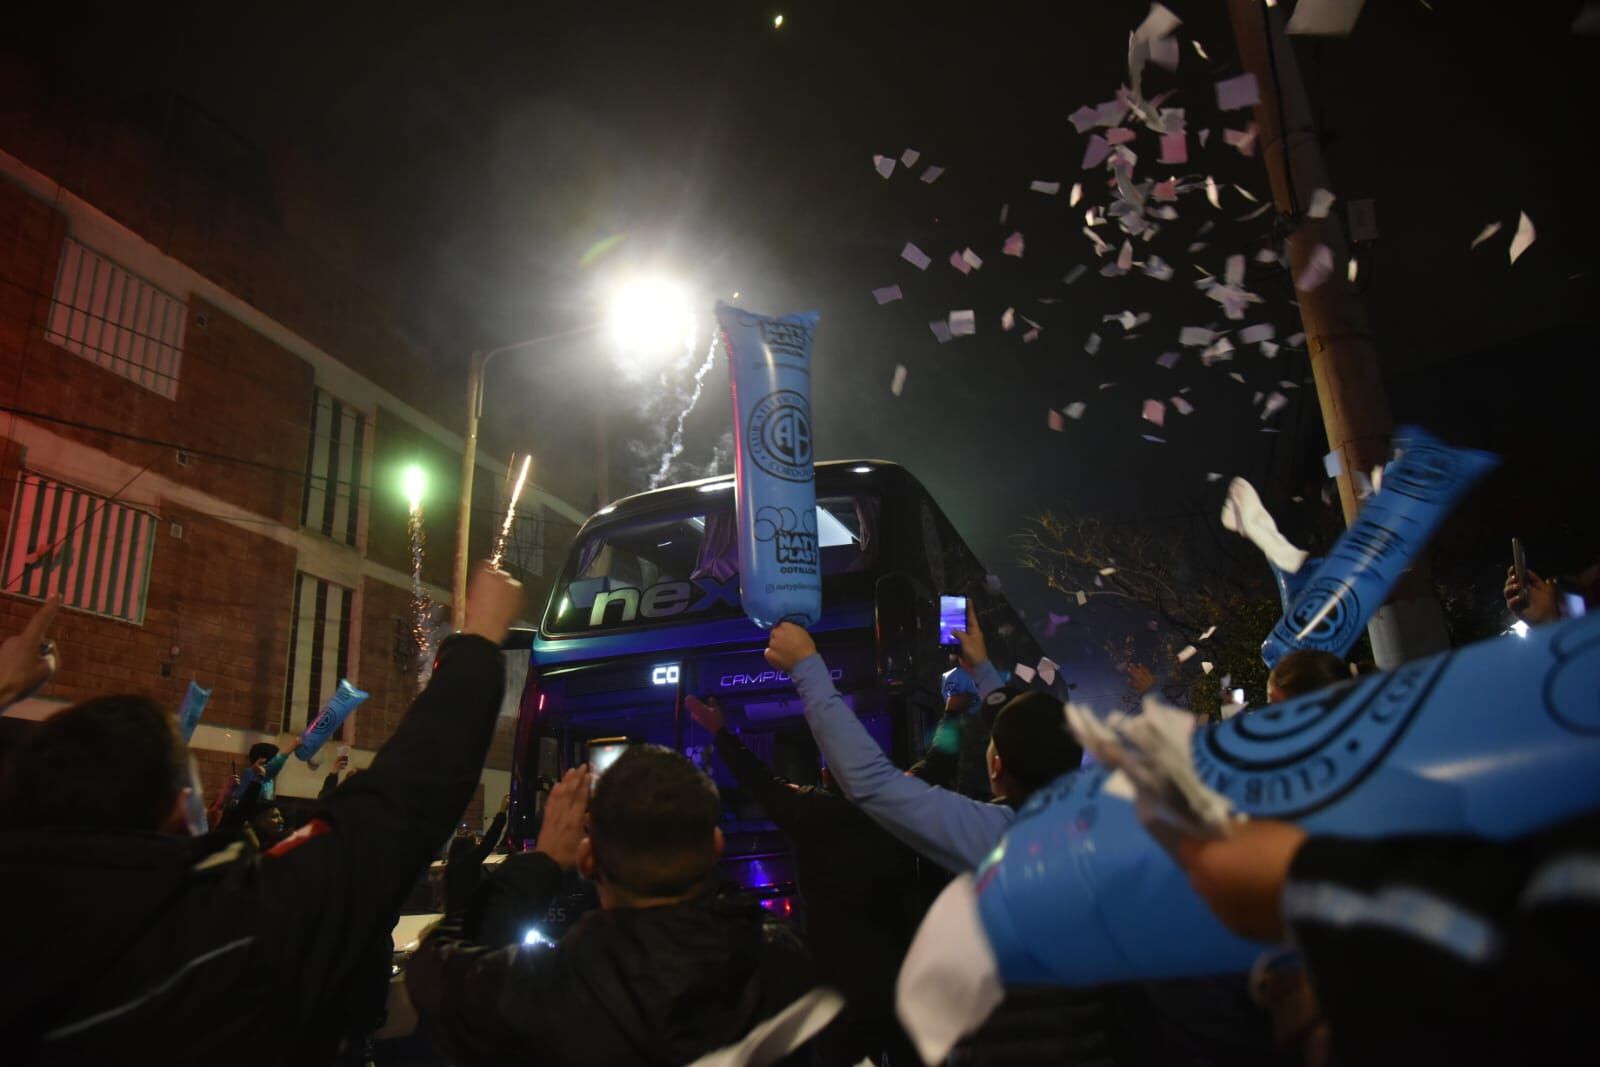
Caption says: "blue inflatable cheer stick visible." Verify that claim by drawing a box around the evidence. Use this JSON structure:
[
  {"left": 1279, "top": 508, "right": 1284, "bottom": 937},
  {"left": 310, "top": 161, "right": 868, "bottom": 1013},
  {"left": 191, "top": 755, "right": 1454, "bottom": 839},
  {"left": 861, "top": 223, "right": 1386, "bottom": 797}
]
[
  {"left": 177, "top": 680, "right": 213, "bottom": 744},
  {"left": 293, "top": 679, "right": 370, "bottom": 762},
  {"left": 717, "top": 301, "right": 822, "bottom": 630}
]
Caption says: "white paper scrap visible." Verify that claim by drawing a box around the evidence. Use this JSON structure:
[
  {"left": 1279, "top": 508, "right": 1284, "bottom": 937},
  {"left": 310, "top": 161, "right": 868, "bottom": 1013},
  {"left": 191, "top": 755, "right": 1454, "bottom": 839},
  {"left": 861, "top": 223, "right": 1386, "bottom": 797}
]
[
  {"left": 1199, "top": 625, "right": 1217, "bottom": 641},
  {"left": 1156, "top": 350, "right": 1181, "bottom": 369},
  {"left": 891, "top": 365, "right": 908, "bottom": 396},
  {"left": 1047, "top": 408, "right": 1066, "bottom": 432},
  {"left": 1307, "top": 188, "right": 1336, "bottom": 219},
  {"left": 872, "top": 284, "right": 903, "bottom": 305},
  {"left": 920, "top": 165, "right": 945, "bottom": 184},
  {"left": 949, "top": 310, "right": 977, "bottom": 336},
  {"left": 901, "top": 148, "right": 921, "bottom": 168},
  {"left": 1037, "top": 657, "right": 1059, "bottom": 685},
  {"left": 1064, "top": 263, "right": 1088, "bottom": 285},
  {"left": 1170, "top": 395, "right": 1194, "bottom": 415},
  {"left": 1261, "top": 391, "right": 1289, "bottom": 419},
  {"left": 1177, "top": 645, "right": 1197, "bottom": 663},
  {"left": 1323, "top": 450, "right": 1343, "bottom": 477},
  {"left": 1030, "top": 179, "right": 1061, "bottom": 195},
  {"left": 1003, "top": 232, "right": 1025, "bottom": 257},
  {"left": 1296, "top": 243, "right": 1334, "bottom": 291},
  {"left": 1287, "top": 0, "right": 1367, "bottom": 36},
  {"left": 901, "top": 242, "right": 932, "bottom": 271},
  {"left": 873, "top": 155, "right": 896, "bottom": 179},
  {"left": 1179, "top": 326, "right": 1215, "bottom": 347},
  {"left": 896, "top": 875, "right": 1006, "bottom": 1067},
  {"left": 1142, "top": 398, "right": 1166, "bottom": 427},
  {"left": 1013, "top": 661, "right": 1038, "bottom": 684},
  {"left": 1220, "top": 477, "right": 1310, "bottom": 573},
  {"left": 962, "top": 248, "right": 984, "bottom": 271},
  {"left": 1001, "top": 307, "right": 1015, "bottom": 331},
  {"left": 1075, "top": 590, "right": 1088, "bottom": 606},
  {"left": 1069, "top": 182, "right": 1084, "bottom": 207},
  {"left": 929, "top": 321, "right": 952, "bottom": 343},
  {"left": 1215, "top": 73, "right": 1260, "bottom": 110},
  {"left": 1064, "top": 401, "right": 1087, "bottom": 420},
  {"left": 1471, "top": 221, "right": 1503, "bottom": 250},
  {"left": 1085, "top": 332, "right": 1103, "bottom": 355},
  {"left": 691, "top": 988, "right": 846, "bottom": 1067},
  {"left": 1205, "top": 176, "right": 1221, "bottom": 209},
  {"left": 1510, "top": 211, "right": 1536, "bottom": 264},
  {"left": 1239, "top": 323, "right": 1275, "bottom": 344}
]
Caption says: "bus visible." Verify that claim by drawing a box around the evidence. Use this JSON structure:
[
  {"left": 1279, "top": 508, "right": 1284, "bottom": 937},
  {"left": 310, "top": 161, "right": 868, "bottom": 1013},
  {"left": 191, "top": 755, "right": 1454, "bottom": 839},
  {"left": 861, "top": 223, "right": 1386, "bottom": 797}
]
[{"left": 504, "top": 459, "right": 1061, "bottom": 913}]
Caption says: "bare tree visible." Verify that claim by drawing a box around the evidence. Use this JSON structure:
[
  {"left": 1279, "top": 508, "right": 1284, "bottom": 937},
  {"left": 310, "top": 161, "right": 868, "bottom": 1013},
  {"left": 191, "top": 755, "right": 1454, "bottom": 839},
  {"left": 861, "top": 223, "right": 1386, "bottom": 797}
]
[{"left": 1014, "top": 511, "right": 1277, "bottom": 717}]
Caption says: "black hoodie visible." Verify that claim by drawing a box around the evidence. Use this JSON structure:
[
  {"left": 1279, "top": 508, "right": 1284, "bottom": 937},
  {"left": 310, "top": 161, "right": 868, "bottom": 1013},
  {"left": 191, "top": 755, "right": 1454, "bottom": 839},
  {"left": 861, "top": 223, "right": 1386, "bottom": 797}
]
[
  {"left": 0, "top": 635, "right": 507, "bottom": 1065},
  {"left": 407, "top": 851, "right": 815, "bottom": 1067}
]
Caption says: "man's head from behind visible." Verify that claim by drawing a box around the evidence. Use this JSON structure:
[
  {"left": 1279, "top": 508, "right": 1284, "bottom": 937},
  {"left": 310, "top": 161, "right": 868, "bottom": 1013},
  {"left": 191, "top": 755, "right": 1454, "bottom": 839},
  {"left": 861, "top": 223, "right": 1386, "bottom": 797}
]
[
  {"left": 578, "top": 745, "right": 722, "bottom": 906},
  {"left": 985, "top": 689, "right": 1080, "bottom": 806},
  {"left": 1267, "top": 650, "right": 1350, "bottom": 703},
  {"left": 0, "top": 695, "right": 191, "bottom": 833},
  {"left": 246, "top": 741, "right": 277, "bottom": 770}
]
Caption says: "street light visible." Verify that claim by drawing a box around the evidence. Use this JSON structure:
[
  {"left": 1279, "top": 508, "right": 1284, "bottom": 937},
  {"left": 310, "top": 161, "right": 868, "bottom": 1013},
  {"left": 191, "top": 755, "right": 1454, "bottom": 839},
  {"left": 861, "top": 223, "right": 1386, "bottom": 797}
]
[{"left": 451, "top": 276, "right": 697, "bottom": 617}]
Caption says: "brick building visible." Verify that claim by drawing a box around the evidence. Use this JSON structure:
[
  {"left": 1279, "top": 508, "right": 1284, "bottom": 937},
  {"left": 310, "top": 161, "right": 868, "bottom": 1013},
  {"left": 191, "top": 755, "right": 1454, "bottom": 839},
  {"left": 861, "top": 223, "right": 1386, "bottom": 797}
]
[{"left": 0, "top": 138, "right": 583, "bottom": 827}]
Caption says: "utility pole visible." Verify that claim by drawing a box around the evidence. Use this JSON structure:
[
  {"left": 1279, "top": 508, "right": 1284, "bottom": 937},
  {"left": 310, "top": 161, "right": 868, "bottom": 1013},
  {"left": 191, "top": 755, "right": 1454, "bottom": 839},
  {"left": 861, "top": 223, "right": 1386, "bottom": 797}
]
[{"left": 1227, "top": 0, "right": 1449, "bottom": 668}]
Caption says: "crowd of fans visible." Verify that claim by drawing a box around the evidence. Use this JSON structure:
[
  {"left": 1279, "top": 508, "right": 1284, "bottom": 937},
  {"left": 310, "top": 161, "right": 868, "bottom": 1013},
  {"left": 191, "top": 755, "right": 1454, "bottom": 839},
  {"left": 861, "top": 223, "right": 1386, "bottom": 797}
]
[{"left": 0, "top": 559, "right": 1594, "bottom": 1066}]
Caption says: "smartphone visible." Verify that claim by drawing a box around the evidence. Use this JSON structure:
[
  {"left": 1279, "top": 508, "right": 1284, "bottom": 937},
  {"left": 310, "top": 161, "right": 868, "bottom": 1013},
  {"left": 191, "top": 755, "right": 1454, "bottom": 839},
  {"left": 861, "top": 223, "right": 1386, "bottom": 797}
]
[
  {"left": 938, "top": 595, "right": 969, "bottom": 648},
  {"left": 1512, "top": 538, "right": 1527, "bottom": 589},
  {"left": 588, "top": 738, "right": 631, "bottom": 777}
]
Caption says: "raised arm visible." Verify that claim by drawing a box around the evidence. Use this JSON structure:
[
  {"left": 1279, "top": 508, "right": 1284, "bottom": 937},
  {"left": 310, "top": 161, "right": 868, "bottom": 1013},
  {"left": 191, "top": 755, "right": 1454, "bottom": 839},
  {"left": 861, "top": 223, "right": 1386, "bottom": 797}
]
[{"left": 766, "top": 624, "right": 1013, "bottom": 873}]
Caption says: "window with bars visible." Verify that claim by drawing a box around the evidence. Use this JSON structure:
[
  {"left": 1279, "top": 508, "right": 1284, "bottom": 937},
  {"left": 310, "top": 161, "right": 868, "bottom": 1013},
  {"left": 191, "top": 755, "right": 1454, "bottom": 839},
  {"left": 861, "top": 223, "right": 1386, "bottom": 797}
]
[
  {"left": 300, "top": 390, "right": 369, "bottom": 547},
  {"left": 45, "top": 238, "right": 187, "bottom": 401},
  {"left": 283, "top": 572, "right": 355, "bottom": 732},
  {"left": 2, "top": 472, "right": 156, "bottom": 623},
  {"left": 502, "top": 505, "right": 546, "bottom": 580}
]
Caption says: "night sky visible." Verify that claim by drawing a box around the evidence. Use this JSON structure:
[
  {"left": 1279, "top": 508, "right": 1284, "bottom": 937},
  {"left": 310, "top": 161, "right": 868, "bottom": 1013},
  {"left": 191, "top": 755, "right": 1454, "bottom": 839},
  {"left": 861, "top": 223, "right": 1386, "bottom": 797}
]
[{"left": 11, "top": 0, "right": 1600, "bottom": 697}]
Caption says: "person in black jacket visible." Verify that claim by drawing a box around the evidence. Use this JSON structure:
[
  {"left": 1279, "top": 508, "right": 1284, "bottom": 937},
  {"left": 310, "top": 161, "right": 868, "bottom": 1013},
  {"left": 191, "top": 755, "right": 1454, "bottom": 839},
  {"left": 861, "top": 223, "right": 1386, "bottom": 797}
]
[
  {"left": 407, "top": 744, "right": 816, "bottom": 1067},
  {"left": 0, "top": 564, "right": 523, "bottom": 1066},
  {"left": 688, "top": 694, "right": 921, "bottom": 1065},
  {"left": 1176, "top": 812, "right": 1600, "bottom": 1066}
]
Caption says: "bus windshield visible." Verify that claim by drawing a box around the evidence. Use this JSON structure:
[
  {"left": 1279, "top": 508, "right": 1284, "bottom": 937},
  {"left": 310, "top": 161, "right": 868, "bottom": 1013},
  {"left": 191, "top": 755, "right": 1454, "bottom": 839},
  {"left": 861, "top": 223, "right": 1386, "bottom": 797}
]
[{"left": 545, "top": 493, "right": 881, "bottom": 634}]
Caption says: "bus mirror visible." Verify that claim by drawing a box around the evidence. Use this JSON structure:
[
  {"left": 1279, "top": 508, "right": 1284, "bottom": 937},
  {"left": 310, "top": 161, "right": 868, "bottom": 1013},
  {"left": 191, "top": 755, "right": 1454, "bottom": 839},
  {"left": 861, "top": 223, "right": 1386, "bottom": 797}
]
[{"left": 875, "top": 573, "right": 934, "bottom": 693}]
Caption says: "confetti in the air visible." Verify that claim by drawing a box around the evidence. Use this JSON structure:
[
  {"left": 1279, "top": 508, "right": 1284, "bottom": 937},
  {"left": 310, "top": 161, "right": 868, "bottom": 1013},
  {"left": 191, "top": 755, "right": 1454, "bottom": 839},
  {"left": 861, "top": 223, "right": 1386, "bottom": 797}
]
[
  {"left": 1069, "top": 182, "right": 1084, "bottom": 207},
  {"left": 1037, "top": 658, "right": 1059, "bottom": 685},
  {"left": 1170, "top": 395, "right": 1194, "bottom": 415},
  {"left": 1085, "top": 332, "right": 1103, "bottom": 355},
  {"left": 1261, "top": 391, "right": 1289, "bottom": 420},
  {"left": 1296, "top": 243, "right": 1335, "bottom": 291},
  {"left": 962, "top": 248, "right": 984, "bottom": 271},
  {"left": 1098, "top": 566, "right": 1117, "bottom": 577},
  {"left": 873, "top": 155, "right": 896, "bottom": 179},
  {"left": 1202, "top": 662, "right": 1214, "bottom": 675},
  {"left": 1205, "top": 176, "right": 1222, "bottom": 209},
  {"left": 891, "top": 364, "right": 908, "bottom": 396},
  {"left": 1076, "top": 590, "right": 1088, "bottom": 606},
  {"left": 901, "top": 148, "right": 921, "bottom": 167},
  {"left": 1215, "top": 73, "right": 1260, "bottom": 110},
  {"left": 1142, "top": 398, "right": 1166, "bottom": 427},
  {"left": 1001, "top": 307, "right": 1016, "bottom": 331},
  {"left": 1471, "top": 221, "right": 1503, "bottom": 249},
  {"left": 1159, "top": 131, "right": 1188, "bottom": 164},
  {"left": 1030, "top": 180, "right": 1061, "bottom": 195},
  {"left": 1082, "top": 136, "right": 1112, "bottom": 169},
  {"left": 929, "top": 320, "right": 953, "bottom": 343},
  {"left": 1003, "top": 232, "right": 1025, "bottom": 257},
  {"left": 1193, "top": 39, "right": 1210, "bottom": 59},
  {"left": 1013, "top": 662, "right": 1037, "bottom": 684},
  {"left": 1064, "top": 264, "right": 1088, "bottom": 285},
  {"left": 949, "top": 250, "right": 972, "bottom": 275},
  {"left": 1156, "top": 351, "right": 1181, "bottom": 369},
  {"left": 1223, "top": 125, "right": 1258, "bottom": 156},
  {"left": 1048, "top": 408, "right": 1066, "bottom": 432},
  {"left": 872, "top": 284, "right": 903, "bottom": 304},
  {"left": 949, "top": 309, "right": 976, "bottom": 336},
  {"left": 1177, "top": 645, "right": 1197, "bottom": 663},
  {"left": 1179, "top": 326, "right": 1216, "bottom": 347},
  {"left": 1287, "top": 0, "right": 1368, "bottom": 36},
  {"left": 1142, "top": 434, "right": 1167, "bottom": 444},
  {"left": 1199, "top": 625, "right": 1217, "bottom": 641},
  {"left": 1207, "top": 472, "right": 1224, "bottom": 482},
  {"left": 1347, "top": 257, "right": 1359, "bottom": 283},
  {"left": 1064, "top": 401, "right": 1087, "bottom": 420},
  {"left": 901, "top": 242, "right": 932, "bottom": 270},
  {"left": 1509, "top": 211, "right": 1536, "bottom": 264},
  {"left": 920, "top": 165, "right": 945, "bottom": 184},
  {"left": 1307, "top": 188, "right": 1336, "bottom": 219},
  {"left": 1240, "top": 323, "right": 1275, "bottom": 345}
]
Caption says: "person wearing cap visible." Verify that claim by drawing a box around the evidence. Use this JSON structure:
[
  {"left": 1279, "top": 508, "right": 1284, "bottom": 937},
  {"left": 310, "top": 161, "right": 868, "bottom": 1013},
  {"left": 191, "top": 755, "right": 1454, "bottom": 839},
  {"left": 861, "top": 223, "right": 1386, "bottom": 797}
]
[{"left": 765, "top": 621, "right": 1082, "bottom": 874}]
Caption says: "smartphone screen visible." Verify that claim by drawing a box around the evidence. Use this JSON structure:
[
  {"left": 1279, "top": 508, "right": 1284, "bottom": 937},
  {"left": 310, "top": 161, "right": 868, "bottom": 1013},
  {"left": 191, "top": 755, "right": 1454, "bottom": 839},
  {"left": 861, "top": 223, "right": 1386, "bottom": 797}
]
[
  {"left": 938, "top": 595, "right": 969, "bottom": 648},
  {"left": 588, "top": 738, "right": 631, "bottom": 777}
]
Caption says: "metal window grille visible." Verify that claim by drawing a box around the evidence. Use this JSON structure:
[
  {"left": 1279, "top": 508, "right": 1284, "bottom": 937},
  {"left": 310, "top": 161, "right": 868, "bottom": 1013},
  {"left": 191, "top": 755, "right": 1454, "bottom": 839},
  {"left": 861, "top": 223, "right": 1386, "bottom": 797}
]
[
  {"left": 283, "top": 572, "right": 355, "bottom": 732},
  {"left": 504, "top": 505, "right": 545, "bottom": 579},
  {"left": 300, "top": 391, "right": 368, "bottom": 547},
  {"left": 2, "top": 472, "right": 156, "bottom": 624},
  {"left": 45, "top": 238, "right": 187, "bottom": 400}
]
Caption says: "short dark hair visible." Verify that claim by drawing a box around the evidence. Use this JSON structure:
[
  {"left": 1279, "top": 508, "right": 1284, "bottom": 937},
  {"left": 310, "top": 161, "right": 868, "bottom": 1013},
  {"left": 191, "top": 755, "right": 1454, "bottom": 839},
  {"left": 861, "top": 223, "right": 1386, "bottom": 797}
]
[
  {"left": 247, "top": 741, "right": 279, "bottom": 764},
  {"left": 0, "top": 696, "right": 188, "bottom": 832},
  {"left": 1269, "top": 650, "right": 1349, "bottom": 700},
  {"left": 587, "top": 745, "right": 720, "bottom": 897},
  {"left": 988, "top": 691, "right": 1080, "bottom": 800}
]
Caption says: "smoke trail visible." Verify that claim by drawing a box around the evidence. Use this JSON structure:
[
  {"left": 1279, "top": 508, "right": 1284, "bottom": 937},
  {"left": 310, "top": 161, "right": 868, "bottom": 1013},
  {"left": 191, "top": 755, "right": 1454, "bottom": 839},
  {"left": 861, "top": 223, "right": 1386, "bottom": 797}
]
[{"left": 648, "top": 333, "right": 719, "bottom": 489}]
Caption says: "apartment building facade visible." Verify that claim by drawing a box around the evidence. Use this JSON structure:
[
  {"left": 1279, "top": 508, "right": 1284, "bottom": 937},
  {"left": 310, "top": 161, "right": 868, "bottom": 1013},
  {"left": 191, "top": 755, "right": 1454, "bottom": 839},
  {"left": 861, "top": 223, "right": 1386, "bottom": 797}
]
[{"left": 0, "top": 144, "right": 583, "bottom": 825}]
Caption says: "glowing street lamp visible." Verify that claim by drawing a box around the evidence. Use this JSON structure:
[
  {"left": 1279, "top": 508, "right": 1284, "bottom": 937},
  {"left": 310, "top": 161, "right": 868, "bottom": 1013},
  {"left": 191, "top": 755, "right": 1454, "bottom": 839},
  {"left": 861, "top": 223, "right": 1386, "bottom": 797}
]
[
  {"left": 401, "top": 464, "right": 428, "bottom": 512},
  {"left": 606, "top": 277, "right": 695, "bottom": 364}
]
